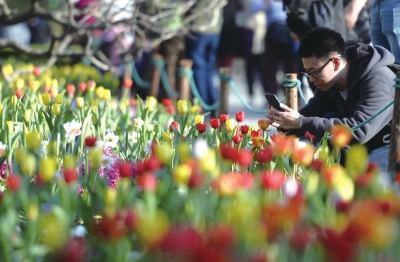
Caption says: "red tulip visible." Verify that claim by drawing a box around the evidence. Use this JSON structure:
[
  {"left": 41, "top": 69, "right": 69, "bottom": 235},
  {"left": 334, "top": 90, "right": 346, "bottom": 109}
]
[
  {"left": 135, "top": 159, "right": 147, "bottom": 175},
  {"left": 66, "top": 84, "right": 76, "bottom": 96},
  {"left": 136, "top": 172, "right": 157, "bottom": 192},
  {"left": 196, "top": 123, "right": 207, "bottom": 134},
  {"left": 236, "top": 149, "right": 253, "bottom": 167},
  {"left": 118, "top": 161, "right": 133, "bottom": 178},
  {"left": 240, "top": 125, "right": 249, "bottom": 135},
  {"left": 84, "top": 136, "right": 97, "bottom": 148},
  {"left": 232, "top": 134, "right": 242, "bottom": 144},
  {"left": 58, "top": 237, "right": 88, "bottom": 262},
  {"left": 161, "top": 99, "right": 173, "bottom": 107},
  {"left": 210, "top": 118, "right": 220, "bottom": 129},
  {"left": 166, "top": 105, "right": 175, "bottom": 115},
  {"left": 63, "top": 168, "right": 78, "bottom": 184},
  {"left": 235, "top": 111, "right": 245, "bottom": 122},
  {"left": 170, "top": 121, "right": 179, "bottom": 132},
  {"left": 188, "top": 171, "right": 205, "bottom": 189},
  {"left": 219, "top": 144, "right": 237, "bottom": 161},
  {"left": 305, "top": 131, "right": 316, "bottom": 142},
  {"left": 32, "top": 66, "right": 41, "bottom": 77},
  {"left": 15, "top": 89, "right": 24, "bottom": 99},
  {"left": 261, "top": 170, "right": 285, "bottom": 190},
  {"left": 256, "top": 146, "right": 274, "bottom": 164},
  {"left": 219, "top": 114, "right": 229, "bottom": 124},
  {"left": 145, "top": 155, "right": 162, "bottom": 171},
  {"left": 78, "top": 82, "right": 87, "bottom": 92},
  {"left": 251, "top": 129, "right": 262, "bottom": 138},
  {"left": 6, "top": 174, "right": 21, "bottom": 191},
  {"left": 241, "top": 172, "right": 255, "bottom": 188},
  {"left": 123, "top": 78, "right": 133, "bottom": 89}
]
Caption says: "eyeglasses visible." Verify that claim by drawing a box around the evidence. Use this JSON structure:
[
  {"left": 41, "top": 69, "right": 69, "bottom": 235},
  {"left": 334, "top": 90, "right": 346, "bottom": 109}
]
[{"left": 302, "top": 57, "right": 335, "bottom": 80}]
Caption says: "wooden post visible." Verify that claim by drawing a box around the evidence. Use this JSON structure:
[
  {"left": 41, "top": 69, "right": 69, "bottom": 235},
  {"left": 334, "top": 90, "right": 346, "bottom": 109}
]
[
  {"left": 149, "top": 53, "right": 163, "bottom": 98},
  {"left": 178, "top": 59, "right": 193, "bottom": 101},
  {"left": 219, "top": 67, "right": 230, "bottom": 115},
  {"left": 285, "top": 73, "right": 298, "bottom": 111},
  {"left": 388, "top": 72, "right": 400, "bottom": 173}
]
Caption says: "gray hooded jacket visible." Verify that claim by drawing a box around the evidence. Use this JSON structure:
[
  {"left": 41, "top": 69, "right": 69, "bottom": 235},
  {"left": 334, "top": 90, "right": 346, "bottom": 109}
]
[{"left": 294, "top": 43, "right": 396, "bottom": 152}]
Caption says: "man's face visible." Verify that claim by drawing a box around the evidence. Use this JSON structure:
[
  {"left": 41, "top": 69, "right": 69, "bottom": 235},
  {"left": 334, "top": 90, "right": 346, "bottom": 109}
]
[{"left": 302, "top": 57, "right": 336, "bottom": 91}]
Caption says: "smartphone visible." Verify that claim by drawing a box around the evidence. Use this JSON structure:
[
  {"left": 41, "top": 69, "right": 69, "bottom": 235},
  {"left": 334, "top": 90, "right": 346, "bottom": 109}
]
[{"left": 265, "top": 93, "right": 284, "bottom": 112}]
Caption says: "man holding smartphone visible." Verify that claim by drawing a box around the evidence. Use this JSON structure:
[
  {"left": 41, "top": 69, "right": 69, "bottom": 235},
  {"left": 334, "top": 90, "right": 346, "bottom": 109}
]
[{"left": 265, "top": 27, "right": 396, "bottom": 171}]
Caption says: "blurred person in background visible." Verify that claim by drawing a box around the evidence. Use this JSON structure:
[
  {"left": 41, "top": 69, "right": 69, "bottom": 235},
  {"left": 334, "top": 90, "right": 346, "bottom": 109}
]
[
  {"left": 235, "top": 0, "right": 267, "bottom": 98},
  {"left": 370, "top": 0, "right": 400, "bottom": 62},
  {"left": 218, "top": 0, "right": 241, "bottom": 70},
  {"left": 344, "top": 0, "right": 372, "bottom": 46},
  {"left": 261, "top": 0, "right": 300, "bottom": 97},
  {"left": 185, "top": 1, "right": 227, "bottom": 117}
]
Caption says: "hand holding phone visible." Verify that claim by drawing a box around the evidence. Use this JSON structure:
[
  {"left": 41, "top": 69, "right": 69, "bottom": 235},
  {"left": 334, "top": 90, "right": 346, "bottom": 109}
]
[{"left": 264, "top": 93, "right": 284, "bottom": 112}]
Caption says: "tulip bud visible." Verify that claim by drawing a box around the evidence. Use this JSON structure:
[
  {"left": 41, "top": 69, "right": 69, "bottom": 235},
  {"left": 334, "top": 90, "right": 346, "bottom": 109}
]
[
  {"left": 25, "top": 130, "right": 43, "bottom": 150},
  {"left": 20, "top": 153, "right": 37, "bottom": 175},
  {"left": 41, "top": 92, "right": 52, "bottom": 106},
  {"left": 52, "top": 104, "right": 61, "bottom": 116},
  {"left": 177, "top": 100, "right": 188, "bottom": 115},
  {"left": 103, "top": 89, "right": 111, "bottom": 101},
  {"left": 173, "top": 164, "right": 192, "bottom": 186},
  {"left": 55, "top": 94, "right": 63, "bottom": 104},
  {"left": 95, "top": 86, "right": 104, "bottom": 99},
  {"left": 24, "top": 109, "right": 32, "bottom": 123},
  {"left": 194, "top": 115, "right": 204, "bottom": 124},
  {"left": 258, "top": 119, "right": 269, "bottom": 130},
  {"left": 76, "top": 97, "right": 84, "bottom": 108},
  {"left": 38, "top": 157, "right": 58, "bottom": 182}
]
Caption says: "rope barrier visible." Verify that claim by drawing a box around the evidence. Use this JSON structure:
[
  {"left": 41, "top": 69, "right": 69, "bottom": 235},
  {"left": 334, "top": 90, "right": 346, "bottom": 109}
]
[
  {"left": 178, "top": 68, "right": 220, "bottom": 111},
  {"left": 151, "top": 59, "right": 179, "bottom": 98},
  {"left": 131, "top": 62, "right": 150, "bottom": 88},
  {"left": 282, "top": 79, "right": 307, "bottom": 105},
  {"left": 219, "top": 75, "right": 268, "bottom": 114}
]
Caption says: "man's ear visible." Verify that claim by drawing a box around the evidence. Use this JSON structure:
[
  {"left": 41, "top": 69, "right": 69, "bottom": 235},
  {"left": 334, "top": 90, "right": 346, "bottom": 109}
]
[{"left": 332, "top": 57, "right": 341, "bottom": 70}]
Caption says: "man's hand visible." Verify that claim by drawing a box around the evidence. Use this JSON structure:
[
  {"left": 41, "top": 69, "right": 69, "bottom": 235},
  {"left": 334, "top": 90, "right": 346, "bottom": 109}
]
[{"left": 265, "top": 103, "right": 301, "bottom": 130}]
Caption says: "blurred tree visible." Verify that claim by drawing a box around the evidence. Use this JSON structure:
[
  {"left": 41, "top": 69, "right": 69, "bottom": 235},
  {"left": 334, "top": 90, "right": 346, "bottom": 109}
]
[{"left": 0, "top": 0, "right": 227, "bottom": 81}]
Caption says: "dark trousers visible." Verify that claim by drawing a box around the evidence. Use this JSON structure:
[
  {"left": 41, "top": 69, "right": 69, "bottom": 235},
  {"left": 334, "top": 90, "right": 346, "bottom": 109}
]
[{"left": 185, "top": 33, "right": 221, "bottom": 110}]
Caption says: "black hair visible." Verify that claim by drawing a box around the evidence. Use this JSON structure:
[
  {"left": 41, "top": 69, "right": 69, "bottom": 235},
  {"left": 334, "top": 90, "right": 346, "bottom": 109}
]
[{"left": 297, "top": 27, "right": 346, "bottom": 60}]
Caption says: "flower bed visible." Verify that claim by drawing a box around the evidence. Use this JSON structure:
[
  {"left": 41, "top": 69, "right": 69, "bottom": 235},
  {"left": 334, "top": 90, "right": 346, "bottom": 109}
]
[{"left": 0, "top": 63, "right": 399, "bottom": 262}]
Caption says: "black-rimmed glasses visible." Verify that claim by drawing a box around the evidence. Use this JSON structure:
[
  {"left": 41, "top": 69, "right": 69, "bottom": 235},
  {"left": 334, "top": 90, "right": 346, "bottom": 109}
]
[{"left": 301, "top": 58, "right": 334, "bottom": 80}]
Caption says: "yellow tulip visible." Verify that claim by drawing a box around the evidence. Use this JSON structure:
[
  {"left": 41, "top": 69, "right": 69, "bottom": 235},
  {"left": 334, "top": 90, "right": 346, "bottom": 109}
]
[
  {"left": 52, "top": 104, "right": 61, "bottom": 116},
  {"left": 177, "top": 100, "right": 188, "bottom": 114},
  {"left": 24, "top": 109, "right": 32, "bottom": 123},
  {"left": 55, "top": 94, "right": 63, "bottom": 104},
  {"left": 225, "top": 119, "right": 236, "bottom": 132},
  {"left": 20, "top": 153, "right": 37, "bottom": 175},
  {"left": 154, "top": 143, "right": 173, "bottom": 165},
  {"left": 162, "top": 131, "right": 172, "bottom": 143},
  {"left": 200, "top": 149, "right": 217, "bottom": 175},
  {"left": 11, "top": 95, "right": 17, "bottom": 107},
  {"left": 0, "top": 104, "right": 3, "bottom": 115},
  {"left": 14, "top": 147, "right": 27, "bottom": 164},
  {"left": 137, "top": 209, "right": 169, "bottom": 246},
  {"left": 177, "top": 143, "right": 191, "bottom": 162},
  {"left": 6, "top": 121, "right": 14, "bottom": 134},
  {"left": 194, "top": 115, "right": 204, "bottom": 124},
  {"left": 63, "top": 155, "right": 76, "bottom": 169},
  {"left": 103, "top": 89, "right": 111, "bottom": 101},
  {"left": 25, "top": 130, "right": 43, "bottom": 150},
  {"left": 95, "top": 86, "right": 104, "bottom": 99},
  {"left": 190, "top": 105, "right": 200, "bottom": 114},
  {"left": 345, "top": 144, "right": 368, "bottom": 179},
  {"left": 3, "top": 64, "right": 13, "bottom": 76},
  {"left": 41, "top": 93, "right": 52, "bottom": 106},
  {"left": 146, "top": 96, "right": 157, "bottom": 112},
  {"left": 104, "top": 188, "right": 117, "bottom": 207},
  {"left": 76, "top": 97, "right": 84, "bottom": 108},
  {"left": 39, "top": 206, "right": 68, "bottom": 252},
  {"left": 38, "top": 157, "right": 58, "bottom": 182},
  {"left": 15, "top": 78, "right": 25, "bottom": 90},
  {"left": 51, "top": 79, "right": 58, "bottom": 91},
  {"left": 173, "top": 164, "right": 192, "bottom": 186},
  {"left": 88, "top": 148, "right": 102, "bottom": 169},
  {"left": 28, "top": 204, "right": 39, "bottom": 221}
]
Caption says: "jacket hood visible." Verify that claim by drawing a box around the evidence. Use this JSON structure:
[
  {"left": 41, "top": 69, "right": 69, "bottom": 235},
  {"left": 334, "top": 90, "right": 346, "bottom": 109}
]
[{"left": 346, "top": 43, "right": 395, "bottom": 90}]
